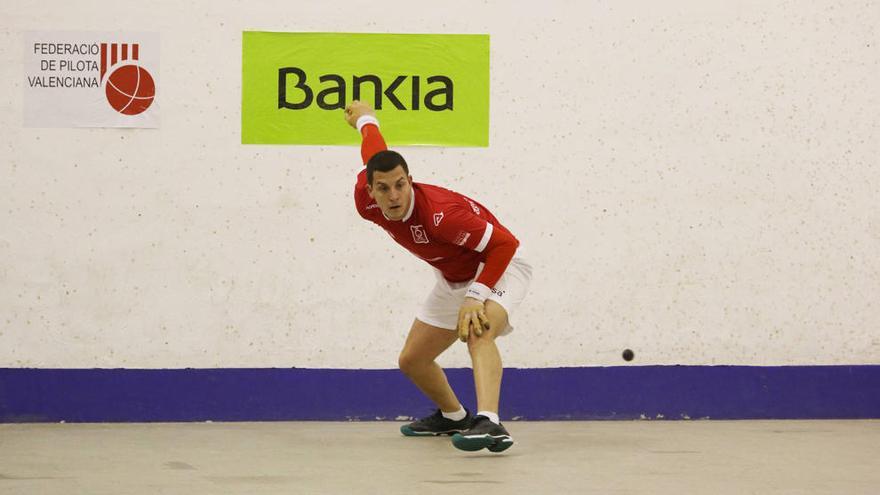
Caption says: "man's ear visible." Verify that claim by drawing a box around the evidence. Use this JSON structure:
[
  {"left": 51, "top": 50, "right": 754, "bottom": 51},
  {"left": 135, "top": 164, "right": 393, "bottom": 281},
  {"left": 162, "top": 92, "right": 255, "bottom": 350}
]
[{"left": 366, "top": 183, "right": 374, "bottom": 199}]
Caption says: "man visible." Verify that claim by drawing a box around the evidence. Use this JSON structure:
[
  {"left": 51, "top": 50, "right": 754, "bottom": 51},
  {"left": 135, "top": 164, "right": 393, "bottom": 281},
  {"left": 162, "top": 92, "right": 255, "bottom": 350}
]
[{"left": 344, "top": 100, "right": 532, "bottom": 453}]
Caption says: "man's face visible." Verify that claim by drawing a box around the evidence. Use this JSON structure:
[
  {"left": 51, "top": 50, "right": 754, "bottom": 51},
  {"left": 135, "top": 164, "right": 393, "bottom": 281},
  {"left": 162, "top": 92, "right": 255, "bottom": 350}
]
[{"left": 367, "top": 165, "right": 413, "bottom": 221}]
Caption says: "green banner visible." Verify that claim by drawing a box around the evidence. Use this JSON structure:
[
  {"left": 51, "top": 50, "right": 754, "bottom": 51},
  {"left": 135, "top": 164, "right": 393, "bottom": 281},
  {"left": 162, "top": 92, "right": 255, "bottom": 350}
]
[{"left": 241, "top": 32, "right": 489, "bottom": 146}]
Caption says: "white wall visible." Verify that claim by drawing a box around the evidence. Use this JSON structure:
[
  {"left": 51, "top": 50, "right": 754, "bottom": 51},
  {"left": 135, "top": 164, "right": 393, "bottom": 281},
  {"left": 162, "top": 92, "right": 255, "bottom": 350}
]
[{"left": 1, "top": 0, "right": 878, "bottom": 369}]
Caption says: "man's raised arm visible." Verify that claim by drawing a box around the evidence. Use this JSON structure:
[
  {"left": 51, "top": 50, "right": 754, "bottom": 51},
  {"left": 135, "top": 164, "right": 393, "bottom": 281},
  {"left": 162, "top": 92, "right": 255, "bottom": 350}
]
[{"left": 345, "top": 100, "right": 387, "bottom": 164}]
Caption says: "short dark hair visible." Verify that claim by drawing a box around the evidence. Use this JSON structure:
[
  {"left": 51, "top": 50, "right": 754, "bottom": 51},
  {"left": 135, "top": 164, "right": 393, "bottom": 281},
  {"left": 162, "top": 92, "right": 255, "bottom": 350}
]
[{"left": 367, "top": 150, "right": 409, "bottom": 184}]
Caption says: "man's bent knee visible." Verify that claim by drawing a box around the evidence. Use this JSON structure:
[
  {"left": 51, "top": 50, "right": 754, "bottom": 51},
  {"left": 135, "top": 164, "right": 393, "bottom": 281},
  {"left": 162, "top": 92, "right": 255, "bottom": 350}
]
[
  {"left": 466, "top": 328, "right": 499, "bottom": 354},
  {"left": 398, "top": 351, "right": 430, "bottom": 376},
  {"left": 466, "top": 300, "right": 507, "bottom": 353}
]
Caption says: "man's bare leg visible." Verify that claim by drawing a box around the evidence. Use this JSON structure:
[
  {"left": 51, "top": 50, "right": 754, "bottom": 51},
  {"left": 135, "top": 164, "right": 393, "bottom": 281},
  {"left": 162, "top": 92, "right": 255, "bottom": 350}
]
[
  {"left": 452, "top": 300, "right": 514, "bottom": 452},
  {"left": 466, "top": 300, "right": 509, "bottom": 414},
  {"left": 398, "top": 319, "right": 461, "bottom": 412}
]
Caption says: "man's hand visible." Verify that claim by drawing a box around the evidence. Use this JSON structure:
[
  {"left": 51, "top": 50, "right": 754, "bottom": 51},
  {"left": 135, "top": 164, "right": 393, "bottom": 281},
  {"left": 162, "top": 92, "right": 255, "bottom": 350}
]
[
  {"left": 457, "top": 297, "right": 491, "bottom": 343},
  {"left": 344, "top": 100, "right": 375, "bottom": 129}
]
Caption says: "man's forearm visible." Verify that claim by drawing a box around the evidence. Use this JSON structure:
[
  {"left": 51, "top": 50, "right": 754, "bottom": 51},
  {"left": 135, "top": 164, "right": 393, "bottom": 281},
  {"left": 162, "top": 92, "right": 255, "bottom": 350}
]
[
  {"left": 358, "top": 117, "right": 387, "bottom": 165},
  {"left": 467, "top": 232, "right": 519, "bottom": 301}
]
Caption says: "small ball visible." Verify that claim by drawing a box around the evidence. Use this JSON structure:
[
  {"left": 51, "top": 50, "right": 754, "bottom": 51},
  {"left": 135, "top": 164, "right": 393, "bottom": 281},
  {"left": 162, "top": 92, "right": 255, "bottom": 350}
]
[{"left": 622, "top": 349, "right": 634, "bottom": 361}]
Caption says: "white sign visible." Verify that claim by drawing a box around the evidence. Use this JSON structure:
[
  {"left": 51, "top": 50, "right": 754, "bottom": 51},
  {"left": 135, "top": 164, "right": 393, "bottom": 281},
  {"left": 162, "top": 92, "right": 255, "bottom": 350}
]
[{"left": 23, "top": 31, "right": 160, "bottom": 128}]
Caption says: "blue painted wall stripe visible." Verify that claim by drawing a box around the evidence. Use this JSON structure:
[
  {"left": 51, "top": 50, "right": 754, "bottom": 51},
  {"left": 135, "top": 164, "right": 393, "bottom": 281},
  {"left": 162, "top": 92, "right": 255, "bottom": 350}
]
[{"left": 1, "top": 366, "right": 878, "bottom": 423}]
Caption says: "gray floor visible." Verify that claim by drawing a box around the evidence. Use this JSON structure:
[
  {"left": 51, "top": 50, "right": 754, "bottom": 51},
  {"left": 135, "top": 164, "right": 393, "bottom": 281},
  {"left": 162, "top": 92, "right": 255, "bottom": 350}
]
[{"left": 1, "top": 420, "right": 878, "bottom": 495}]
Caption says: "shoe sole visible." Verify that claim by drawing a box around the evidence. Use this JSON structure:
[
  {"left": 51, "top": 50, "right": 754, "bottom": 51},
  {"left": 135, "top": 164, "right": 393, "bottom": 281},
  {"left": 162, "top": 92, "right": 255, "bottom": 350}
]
[
  {"left": 451, "top": 433, "right": 514, "bottom": 452},
  {"left": 400, "top": 425, "right": 467, "bottom": 437}
]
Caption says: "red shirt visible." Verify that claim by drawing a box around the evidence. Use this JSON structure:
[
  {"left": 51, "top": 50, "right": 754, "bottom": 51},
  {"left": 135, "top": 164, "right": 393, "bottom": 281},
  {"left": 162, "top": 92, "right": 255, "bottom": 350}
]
[{"left": 353, "top": 120, "right": 519, "bottom": 294}]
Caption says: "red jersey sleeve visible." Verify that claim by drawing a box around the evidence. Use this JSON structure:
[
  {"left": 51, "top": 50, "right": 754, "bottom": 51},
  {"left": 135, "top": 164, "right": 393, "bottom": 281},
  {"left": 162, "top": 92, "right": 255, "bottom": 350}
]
[
  {"left": 435, "top": 206, "right": 519, "bottom": 297},
  {"left": 359, "top": 120, "right": 386, "bottom": 165},
  {"left": 354, "top": 119, "right": 388, "bottom": 215}
]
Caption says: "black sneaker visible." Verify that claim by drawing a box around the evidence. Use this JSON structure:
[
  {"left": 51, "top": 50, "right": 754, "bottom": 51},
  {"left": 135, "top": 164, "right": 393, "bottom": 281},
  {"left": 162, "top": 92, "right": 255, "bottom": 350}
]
[
  {"left": 451, "top": 415, "right": 514, "bottom": 452},
  {"left": 400, "top": 409, "right": 473, "bottom": 436}
]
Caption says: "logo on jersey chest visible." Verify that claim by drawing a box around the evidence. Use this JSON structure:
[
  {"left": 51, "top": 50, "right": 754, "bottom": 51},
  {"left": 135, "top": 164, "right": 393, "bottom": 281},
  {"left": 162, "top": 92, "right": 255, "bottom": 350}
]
[
  {"left": 433, "top": 211, "right": 444, "bottom": 226},
  {"left": 411, "top": 225, "right": 430, "bottom": 244}
]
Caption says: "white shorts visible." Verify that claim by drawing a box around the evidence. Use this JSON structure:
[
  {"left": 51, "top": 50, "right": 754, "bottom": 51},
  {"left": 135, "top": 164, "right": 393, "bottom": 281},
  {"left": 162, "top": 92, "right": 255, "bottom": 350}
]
[{"left": 416, "top": 256, "right": 532, "bottom": 336}]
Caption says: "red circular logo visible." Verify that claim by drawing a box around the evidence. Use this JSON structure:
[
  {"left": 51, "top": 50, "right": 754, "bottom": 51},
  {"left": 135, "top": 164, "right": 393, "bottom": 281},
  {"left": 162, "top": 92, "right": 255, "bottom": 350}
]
[{"left": 105, "top": 64, "right": 155, "bottom": 115}]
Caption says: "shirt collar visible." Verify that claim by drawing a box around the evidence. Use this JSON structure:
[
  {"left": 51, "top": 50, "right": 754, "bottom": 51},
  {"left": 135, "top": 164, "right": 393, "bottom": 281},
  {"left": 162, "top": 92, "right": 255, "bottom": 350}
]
[{"left": 402, "top": 187, "right": 416, "bottom": 222}]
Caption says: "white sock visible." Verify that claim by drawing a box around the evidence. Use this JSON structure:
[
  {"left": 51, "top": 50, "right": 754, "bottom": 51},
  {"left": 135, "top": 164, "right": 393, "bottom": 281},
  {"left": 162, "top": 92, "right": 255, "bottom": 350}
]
[
  {"left": 441, "top": 406, "right": 467, "bottom": 421},
  {"left": 477, "top": 410, "right": 500, "bottom": 424}
]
